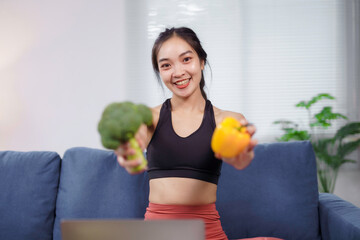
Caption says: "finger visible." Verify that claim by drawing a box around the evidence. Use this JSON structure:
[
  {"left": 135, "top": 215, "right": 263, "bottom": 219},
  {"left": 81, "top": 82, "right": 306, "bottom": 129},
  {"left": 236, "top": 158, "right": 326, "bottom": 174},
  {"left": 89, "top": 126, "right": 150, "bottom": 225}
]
[
  {"left": 115, "top": 145, "right": 125, "bottom": 156},
  {"left": 247, "top": 150, "right": 255, "bottom": 160},
  {"left": 135, "top": 136, "right": 145, "bottom": 151},
  {"left": 117, "top": 153, "right": 141, "bottom": 167},
  {"left": 246, "top": 125, "right": 256, "bottom": 136},
  {"left": 115, "top": 142, "right": 131, "bottom": 155},
  {"left": 125, "top": 147, "right": 136, "bottom": 156},
  {"left": 117, "top": 155, "right": 126, "bottom": 167},
  {"left": 239, "top": 142, "right": 255, "bottom": 156},
  {"left": 247, "top": 139, "right": 258, "bottom": 152},
  {"left": 240, "top": 119, "right": 248, "bottom": 126},
  {"left": 126, "top": 158, "right": 143, "bottom": 167},
  {"left": 114, "top": 149, "right": 123, "bottom": 157},
  {"left": 123, "top": 159, "right": 143, "bottom": 168},
  {"left": 123, "top": 142, "right": 131, "bottom": 150},
  {"left": 222, "top": 156, "right": 235, "bottom": 164},
  {"left": 243, "top": 145, "right": 255, "bottom": 158}
]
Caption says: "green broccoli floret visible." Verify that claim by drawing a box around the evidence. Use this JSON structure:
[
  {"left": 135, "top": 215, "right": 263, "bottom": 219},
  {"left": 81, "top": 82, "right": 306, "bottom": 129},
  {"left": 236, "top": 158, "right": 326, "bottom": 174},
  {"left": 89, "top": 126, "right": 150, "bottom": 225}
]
[
  {"left": 98, "top": 101, "right": 153, "bottom": 172},
  {"left": 136, "top": 104, "right": 153, "bottom": 126}
]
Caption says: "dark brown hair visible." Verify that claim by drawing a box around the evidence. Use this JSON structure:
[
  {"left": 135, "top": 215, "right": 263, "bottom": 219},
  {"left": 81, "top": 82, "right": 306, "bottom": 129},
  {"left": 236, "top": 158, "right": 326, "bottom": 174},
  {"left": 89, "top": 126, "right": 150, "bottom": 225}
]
[{"left": 151, "top": 27, "right": 209, "bottom": 100}]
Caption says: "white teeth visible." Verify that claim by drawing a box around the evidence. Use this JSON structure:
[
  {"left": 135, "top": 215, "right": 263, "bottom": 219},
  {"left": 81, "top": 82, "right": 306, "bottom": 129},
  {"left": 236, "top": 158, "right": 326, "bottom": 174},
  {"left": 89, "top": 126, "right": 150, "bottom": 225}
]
[{"left": 175, "top": 79, "right": 190, "bottom": 85}]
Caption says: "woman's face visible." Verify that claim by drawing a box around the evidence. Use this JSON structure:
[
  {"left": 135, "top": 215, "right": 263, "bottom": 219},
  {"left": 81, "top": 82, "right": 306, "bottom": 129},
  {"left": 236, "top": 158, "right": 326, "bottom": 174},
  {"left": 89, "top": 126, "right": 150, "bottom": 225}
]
[{"left": 157, "top": 36, "right": 204, "bottom": 98}]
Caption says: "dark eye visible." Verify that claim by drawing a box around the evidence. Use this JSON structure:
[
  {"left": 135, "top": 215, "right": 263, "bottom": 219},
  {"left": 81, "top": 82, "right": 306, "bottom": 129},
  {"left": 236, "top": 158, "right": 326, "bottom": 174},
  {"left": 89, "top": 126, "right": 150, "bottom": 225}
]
[
  {"left": 183, "top": 57, "right": 191, "bottom": 62},
  {"left": 160, "top": 63, "right": 170, "bottom": 69}
]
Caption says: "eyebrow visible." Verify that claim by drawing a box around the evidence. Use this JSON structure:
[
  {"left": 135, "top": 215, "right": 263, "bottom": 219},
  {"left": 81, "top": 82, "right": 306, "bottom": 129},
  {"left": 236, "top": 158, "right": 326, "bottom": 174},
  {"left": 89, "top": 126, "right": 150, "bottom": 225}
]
[{"left": 158, "top": 50, "right": 194, "bottom": 63}]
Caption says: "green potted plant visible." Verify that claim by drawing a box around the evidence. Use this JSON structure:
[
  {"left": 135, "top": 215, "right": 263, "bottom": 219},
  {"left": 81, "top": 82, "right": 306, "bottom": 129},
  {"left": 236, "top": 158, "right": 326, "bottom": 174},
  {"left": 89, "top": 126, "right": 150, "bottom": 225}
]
[{"left": 274, "top": 93, "right": 360, "bottom": 193}]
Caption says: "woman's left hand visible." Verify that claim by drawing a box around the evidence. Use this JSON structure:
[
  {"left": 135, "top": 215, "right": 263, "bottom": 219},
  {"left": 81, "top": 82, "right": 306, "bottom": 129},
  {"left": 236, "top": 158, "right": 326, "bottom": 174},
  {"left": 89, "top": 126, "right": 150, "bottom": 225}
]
[{"left": 215, "top": 122, "right": 258, "bottom": 170}]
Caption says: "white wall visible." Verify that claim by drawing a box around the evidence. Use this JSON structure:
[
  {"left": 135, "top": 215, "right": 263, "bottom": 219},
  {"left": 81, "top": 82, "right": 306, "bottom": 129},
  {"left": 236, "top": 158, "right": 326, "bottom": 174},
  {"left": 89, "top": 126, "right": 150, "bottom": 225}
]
[
  {"left": 1, "top": 0, "right": 359, "bottom": 162},
  {"left": 0, "top": 0, "right": 127, "bottom": 157}
]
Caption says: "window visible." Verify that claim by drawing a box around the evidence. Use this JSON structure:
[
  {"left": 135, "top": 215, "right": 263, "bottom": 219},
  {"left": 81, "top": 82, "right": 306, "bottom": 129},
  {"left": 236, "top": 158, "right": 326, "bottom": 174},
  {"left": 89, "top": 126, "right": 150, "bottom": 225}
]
[{"left": 125, "top": 0, "right": 358, "bottom": 143}]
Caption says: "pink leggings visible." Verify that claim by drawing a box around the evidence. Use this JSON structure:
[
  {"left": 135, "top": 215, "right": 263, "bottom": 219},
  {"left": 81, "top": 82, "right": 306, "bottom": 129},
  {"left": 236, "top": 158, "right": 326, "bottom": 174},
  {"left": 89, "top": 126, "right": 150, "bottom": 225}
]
[{"left": 144, "top": 202, "right": 282, "bottom": 240}]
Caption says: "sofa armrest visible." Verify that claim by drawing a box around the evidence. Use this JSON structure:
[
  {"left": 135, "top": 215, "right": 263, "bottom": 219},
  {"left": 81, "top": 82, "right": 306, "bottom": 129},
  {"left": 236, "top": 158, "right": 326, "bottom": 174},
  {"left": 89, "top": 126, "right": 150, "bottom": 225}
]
[{"left": 319, "top": 193, "right": 360, "bottom": 240}]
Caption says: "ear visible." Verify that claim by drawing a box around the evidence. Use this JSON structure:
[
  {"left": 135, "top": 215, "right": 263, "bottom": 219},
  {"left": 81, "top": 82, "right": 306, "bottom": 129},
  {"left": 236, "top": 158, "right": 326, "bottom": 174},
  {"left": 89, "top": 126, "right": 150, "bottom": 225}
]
[{"left": 200, "top": 60, "right": 205, "bottom": 70}]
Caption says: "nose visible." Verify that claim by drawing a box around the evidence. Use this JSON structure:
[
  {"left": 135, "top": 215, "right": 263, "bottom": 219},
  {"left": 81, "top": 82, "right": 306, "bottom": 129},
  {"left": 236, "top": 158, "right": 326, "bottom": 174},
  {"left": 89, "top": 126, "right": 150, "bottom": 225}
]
[{"left": 173, "top": 63, "right": 185, "bottom": 78}]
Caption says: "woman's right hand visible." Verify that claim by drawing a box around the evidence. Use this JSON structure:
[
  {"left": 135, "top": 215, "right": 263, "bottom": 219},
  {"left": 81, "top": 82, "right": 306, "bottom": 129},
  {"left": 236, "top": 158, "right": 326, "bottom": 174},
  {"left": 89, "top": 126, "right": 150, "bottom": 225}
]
[{"left": 114, "top": 124, "right": 148, "bottom": 174}]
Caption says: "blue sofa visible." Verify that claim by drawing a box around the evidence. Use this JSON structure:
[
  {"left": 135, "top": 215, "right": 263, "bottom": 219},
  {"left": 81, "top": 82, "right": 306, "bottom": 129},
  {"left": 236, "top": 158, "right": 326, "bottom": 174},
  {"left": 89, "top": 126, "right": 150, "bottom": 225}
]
[{"left": 1, "top": 141, "right": 359, "bottom": 240}]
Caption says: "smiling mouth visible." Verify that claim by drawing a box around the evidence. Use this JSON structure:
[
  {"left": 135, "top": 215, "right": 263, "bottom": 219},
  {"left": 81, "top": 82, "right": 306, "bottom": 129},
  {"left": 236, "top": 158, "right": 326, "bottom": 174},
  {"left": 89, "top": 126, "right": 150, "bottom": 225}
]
[{"left": 174, "top": 78, "right": 191, "bottom": 86}]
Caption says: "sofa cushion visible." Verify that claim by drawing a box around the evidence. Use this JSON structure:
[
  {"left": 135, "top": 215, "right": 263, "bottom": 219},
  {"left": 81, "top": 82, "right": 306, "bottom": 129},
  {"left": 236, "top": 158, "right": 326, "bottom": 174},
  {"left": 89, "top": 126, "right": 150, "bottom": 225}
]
[
  {"left": 217, "top": 141, "right": 321, "bottom": 240},
  {"left": 54, "top": 147, "right": 149, "bottom": 240},
  {"left": 319, "top": 193, "right": 360, "bottom": 240},
  {"left": 0, "top": 151, "right": 61, "bottom": 240}
]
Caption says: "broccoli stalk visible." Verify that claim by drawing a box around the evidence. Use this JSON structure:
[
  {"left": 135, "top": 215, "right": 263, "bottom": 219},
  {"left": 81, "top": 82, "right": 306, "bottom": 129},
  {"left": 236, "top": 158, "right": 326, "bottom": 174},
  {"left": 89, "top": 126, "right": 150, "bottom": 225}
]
[
  {"left": 98, "top": 101, "right": 152, "bottom": 172},
  {"left": 127, "top": 138, "right": 148, "bottom": 171}
]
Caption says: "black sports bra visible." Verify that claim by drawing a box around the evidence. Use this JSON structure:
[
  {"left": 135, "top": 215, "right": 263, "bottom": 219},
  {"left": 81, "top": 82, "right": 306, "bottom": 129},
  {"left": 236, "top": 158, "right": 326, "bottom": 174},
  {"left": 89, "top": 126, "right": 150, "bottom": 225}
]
[{"left": 146, "top": 99, "right": 222, "bottom": 184}]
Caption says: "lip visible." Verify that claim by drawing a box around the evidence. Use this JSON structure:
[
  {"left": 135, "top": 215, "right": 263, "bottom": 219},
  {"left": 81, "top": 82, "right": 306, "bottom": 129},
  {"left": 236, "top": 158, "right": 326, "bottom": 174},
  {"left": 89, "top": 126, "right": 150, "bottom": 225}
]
[{"left": 174, "top": 78, "right": 191, "bottom": 89}]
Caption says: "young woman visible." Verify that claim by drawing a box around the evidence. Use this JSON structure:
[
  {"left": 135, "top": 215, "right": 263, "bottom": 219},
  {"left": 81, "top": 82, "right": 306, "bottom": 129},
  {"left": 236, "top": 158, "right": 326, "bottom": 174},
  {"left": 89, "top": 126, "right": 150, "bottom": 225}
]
[{"left": 115, "top": 27, "right": 281, "bottom": 240}]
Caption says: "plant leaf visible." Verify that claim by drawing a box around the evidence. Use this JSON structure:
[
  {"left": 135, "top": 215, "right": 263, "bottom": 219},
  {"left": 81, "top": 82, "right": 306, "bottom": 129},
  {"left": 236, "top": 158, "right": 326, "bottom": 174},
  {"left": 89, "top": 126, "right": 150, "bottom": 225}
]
[
  {"left": 312, "top": 138, "right": 333, "bottom": 151},
  {"left": 331, "top": 156, "right": 344, "bottom": 169},
  {"left": 273, "top": 120, "right": 299, "bottom": 131},
  {"left": 340, "top": 159, "right": 356, "bottom": 165},
  {"left": 317, "top": 168, "right": 330, "bottom": 193},
  {"left": 310, "top": 122, "right": 331, "bottom": 128},
  {"left": 316, "top": 151, "right": 343, "bottom": 169},
  {"left": 338, "top": 139, "right": 360, "bottom": 158},
  {"left": 318, "top": 176, "right": 326, "bottom": 192},
  {"left": 334, "top": 122, "right": 360, "bottom": 141},
  {"left": 311, "top": 93, "right": 335, "bottom": 104},
  {"left": 273, "top": 120, "right": 295, "bottom": 125},
  {"left": 312, "top": 106, "right": 348, "bottom": 128},
  {"left": 296, "top": 101, "right": 308, "bottom": 109},
  {"left": 277, "top": 129, "right": 311, "bottom": 142},
  {"left": 296, "top": 93, "right": 335, "bottom": 109}
]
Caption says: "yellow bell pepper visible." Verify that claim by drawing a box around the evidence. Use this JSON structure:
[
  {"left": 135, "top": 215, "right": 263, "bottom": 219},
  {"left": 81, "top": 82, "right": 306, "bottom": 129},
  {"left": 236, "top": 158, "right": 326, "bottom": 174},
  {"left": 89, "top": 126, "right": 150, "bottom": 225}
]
[{"left": 211, "top": 117, "right": 251, "bottom": 158}]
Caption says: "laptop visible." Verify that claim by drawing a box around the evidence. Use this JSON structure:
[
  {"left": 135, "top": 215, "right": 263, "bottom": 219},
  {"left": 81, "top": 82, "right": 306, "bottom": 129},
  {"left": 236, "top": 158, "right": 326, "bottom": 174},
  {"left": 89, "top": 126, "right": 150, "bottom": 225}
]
[{"left": 61, "top": 219, "right": 205, "bottom": 240}]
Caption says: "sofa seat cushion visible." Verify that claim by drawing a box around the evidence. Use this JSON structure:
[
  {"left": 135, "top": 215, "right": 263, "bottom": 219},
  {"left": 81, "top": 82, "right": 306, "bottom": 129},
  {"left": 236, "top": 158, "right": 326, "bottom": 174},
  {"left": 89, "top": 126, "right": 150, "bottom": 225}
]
[
  {"left": 54, "top": 147, "right": 149, "bottom": 240},
  {"left": 0, "top": 151, "right": 61, "bottom": 240},
  {"left": 217, "top": 141, "right": 321, "bottom": 240}
]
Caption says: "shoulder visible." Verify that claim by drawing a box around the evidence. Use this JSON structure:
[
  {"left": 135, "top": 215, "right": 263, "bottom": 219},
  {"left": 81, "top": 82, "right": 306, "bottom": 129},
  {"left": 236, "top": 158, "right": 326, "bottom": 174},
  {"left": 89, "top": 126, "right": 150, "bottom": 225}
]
[
  {"left": 151, "top": 104, "right": 162, "bottom": 129},
  {"left": 143, "top": 104, "right": 162, "bottom": 147},
  {"left": 212, "top": 105, "right": 246, "bottom": 126}
]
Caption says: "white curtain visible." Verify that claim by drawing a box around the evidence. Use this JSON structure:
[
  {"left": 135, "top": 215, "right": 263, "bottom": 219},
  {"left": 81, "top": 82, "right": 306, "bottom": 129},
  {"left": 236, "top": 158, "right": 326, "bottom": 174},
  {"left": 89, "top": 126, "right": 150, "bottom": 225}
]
[{"left": 125, "top": 0, "right": 358, "bottom": 143}]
